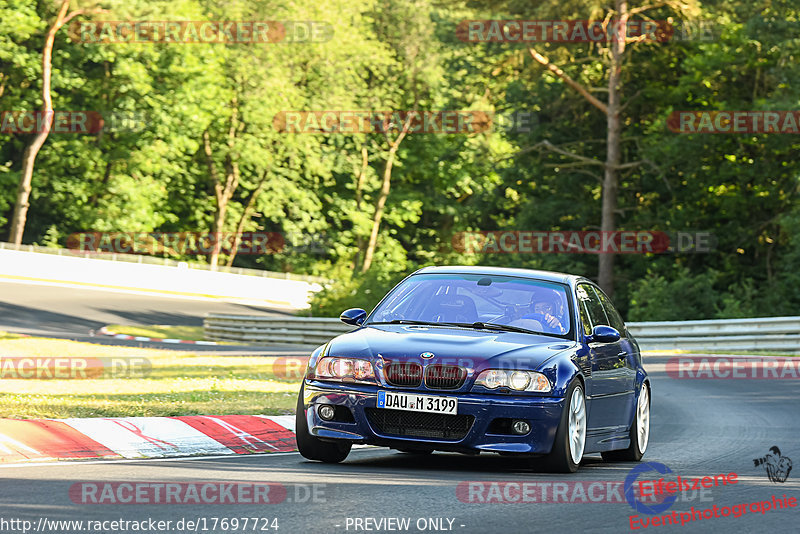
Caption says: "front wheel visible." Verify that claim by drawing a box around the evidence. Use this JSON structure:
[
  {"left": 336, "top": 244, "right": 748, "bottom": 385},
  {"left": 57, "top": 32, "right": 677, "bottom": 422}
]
[
  {"left": 602, "top": 382, "right": 649, "bottom": 462},
  {"left": 295, "top": 385, "right": 351, "bottom": 463},
  {"left": 540, "top": 379, "right": 586, "bottom": 473}
]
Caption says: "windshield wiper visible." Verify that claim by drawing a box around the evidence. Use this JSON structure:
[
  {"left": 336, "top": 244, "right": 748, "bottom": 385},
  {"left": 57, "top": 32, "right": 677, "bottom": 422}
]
[
  {"left": 368, "top": 319, "right": 556, "bottom": 337},
  {"left": 369, "top": 319, "right": 513, "bottom": 330},
  {"left": 464, "top": 321, "right": 543, "bottom": 335},
  {"left": 368, "top": 319, "right": 445, "bottom": 326}
]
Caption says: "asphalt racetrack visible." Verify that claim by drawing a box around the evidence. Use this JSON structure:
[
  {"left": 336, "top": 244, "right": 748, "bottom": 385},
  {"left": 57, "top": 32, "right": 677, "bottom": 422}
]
[
  {"left": 1, "top": 351, "right": 797, "bottom": 533},
  {"left": 0, "top": 280, "right": 297, "bottom": 353}
]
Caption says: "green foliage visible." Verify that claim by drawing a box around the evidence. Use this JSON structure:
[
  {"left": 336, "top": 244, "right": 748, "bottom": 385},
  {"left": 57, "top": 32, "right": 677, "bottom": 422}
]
[
  {"left": 2, "top": 0, "right": 800, "bottom": 321},
  {"left": 305, "top": 257, "right": 410, "bottom": 317},
  {"left": 628, "top": 267, "right": 721, "bottom": 321}
]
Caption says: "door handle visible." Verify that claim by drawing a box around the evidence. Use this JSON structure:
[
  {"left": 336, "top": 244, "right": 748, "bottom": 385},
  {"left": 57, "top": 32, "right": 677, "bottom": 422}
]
[{"left": 617, "top": 351, "right": 627, "bottom": 357}]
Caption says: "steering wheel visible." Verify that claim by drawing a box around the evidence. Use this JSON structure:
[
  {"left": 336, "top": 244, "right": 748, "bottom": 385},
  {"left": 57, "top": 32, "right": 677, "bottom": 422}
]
[
  {"left": 521, "top": 312, "right": 565, "bottom": 333},
  {"left": 494, "top": 304, "right": 529, "bottom": 323}
]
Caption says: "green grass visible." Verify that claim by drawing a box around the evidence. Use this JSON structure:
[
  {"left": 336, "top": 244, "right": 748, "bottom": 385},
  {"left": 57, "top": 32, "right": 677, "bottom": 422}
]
[
  {"left": 0, "top": 333, "right": 300, "bottom": 418},
  {"left": 105, "top": 324, "right": 207, "bottom": 341},
  {"left": 0, "top": 331, "right": 26, "bottom": 340}
]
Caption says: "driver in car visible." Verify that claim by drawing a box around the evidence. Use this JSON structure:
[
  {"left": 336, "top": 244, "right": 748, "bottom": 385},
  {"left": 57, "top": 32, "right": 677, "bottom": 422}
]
[
  {"left": 505, "top": 289, "right": 567, "bottom": 334},
  {"left": 521, "top": 291, "right": 567, "bottom": 334}
]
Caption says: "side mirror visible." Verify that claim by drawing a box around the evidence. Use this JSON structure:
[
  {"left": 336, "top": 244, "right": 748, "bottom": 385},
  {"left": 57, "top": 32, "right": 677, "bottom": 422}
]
[
  {"left": 588, "top": 325, "right": 621, "bottom": 344},
  {"left": 340, "top": 308, "right": 367, "bottom": 326}
]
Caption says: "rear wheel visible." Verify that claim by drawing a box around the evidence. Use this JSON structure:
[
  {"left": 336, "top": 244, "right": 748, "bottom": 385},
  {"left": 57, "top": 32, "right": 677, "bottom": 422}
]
[
  {"left": 295, "top": 385, "right": 351, "bottom": 463},
  {"left": 539, "top": 379, "right": 586, "bottom": 473},
  {"left": 602, "top": 382, "right": 649, "bottom": 462}
]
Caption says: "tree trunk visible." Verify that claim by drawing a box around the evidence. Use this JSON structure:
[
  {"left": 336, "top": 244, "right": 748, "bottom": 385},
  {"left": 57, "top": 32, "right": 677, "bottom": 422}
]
[
  {"left": 203, "top": 95, "right": 240, "bottom": 270},
  {"left": 361, "top": 119, "right": 412, "bottom": 273},
  {"left": 203, "top": 129, "right": 223, "bottom": 269},
  {"left": 8, "top": 0, "right": 71, "bottom": 246},
  {"left": 209, "top": 198, "right": 228, "bottom": 269},
  {"left": 598, "top": 0, "right": 629, "bottom": 297},
  {"left": 225, "top": 172, "right": 267, "bottom": 268},
  {"left": 361, "top": 150, "right": 395, "bottom": 273},
  {"left": 352, "top": 144, "right": 369, "bottom": 270}
]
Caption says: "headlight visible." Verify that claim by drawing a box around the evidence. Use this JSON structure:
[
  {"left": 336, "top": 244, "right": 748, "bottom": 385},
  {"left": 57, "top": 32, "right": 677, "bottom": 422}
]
[
  {"left": 310, "top": 357, "right": 376, "bottom": 383},
  {"left": 474, "top": 369, "right": 551, "bottom": 393},
  {"left": 509, "top": 371, "right": 530, "bottom": 390}
]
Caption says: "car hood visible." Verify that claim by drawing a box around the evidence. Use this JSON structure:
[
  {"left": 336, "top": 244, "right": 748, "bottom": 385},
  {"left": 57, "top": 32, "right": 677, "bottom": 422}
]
[{"left": 326, "top": 324, "right": 576, "bottom": 371}]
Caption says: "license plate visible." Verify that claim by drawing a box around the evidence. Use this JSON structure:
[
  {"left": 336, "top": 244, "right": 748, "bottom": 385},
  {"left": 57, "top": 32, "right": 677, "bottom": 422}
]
[{"left": 376, "top": 391, "right": 457, "bottom": 415}]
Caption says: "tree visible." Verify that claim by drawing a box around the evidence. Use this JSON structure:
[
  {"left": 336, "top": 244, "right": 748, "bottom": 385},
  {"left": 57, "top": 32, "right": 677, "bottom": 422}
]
[
  {"left": 359, "top": 0, "right": 446, "bottom": 272},
  {"left": 8, "top": 0, "right": 103, "bottom": 246},
  {"left": 523, "top": 0, "right": 699, "bottom": 295},
  {"left": 361, "top": 115, "right": 414, "bottom": 272}
]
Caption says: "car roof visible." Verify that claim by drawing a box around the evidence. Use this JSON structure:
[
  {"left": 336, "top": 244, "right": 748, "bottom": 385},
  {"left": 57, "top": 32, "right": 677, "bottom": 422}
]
[{"left": 413, "top": 265, "right": 591, "bottom": 286}]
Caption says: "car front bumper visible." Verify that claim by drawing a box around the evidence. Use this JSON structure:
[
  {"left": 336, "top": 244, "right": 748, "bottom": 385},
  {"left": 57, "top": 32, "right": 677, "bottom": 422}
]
[{"left": 301, "top": 381, "right": 565, "bottom": 454}]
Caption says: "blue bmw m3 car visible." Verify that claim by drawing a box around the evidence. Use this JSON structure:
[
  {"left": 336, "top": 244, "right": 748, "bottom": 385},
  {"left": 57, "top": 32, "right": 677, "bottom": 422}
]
[{"left": 296, "top": 266, "right": 650, "bottom": 472}]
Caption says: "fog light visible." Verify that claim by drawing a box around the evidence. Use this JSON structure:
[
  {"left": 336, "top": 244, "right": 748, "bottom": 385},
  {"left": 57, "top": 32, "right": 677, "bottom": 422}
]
[
  {"left": 318, "top": 405, "right": 335, "bottom": 421},
  {"left": 512, "top": 420, "right": 530, "bottom": 435}
]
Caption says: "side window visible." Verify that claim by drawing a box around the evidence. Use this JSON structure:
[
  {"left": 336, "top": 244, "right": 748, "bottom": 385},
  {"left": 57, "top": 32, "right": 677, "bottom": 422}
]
[
  {"left": 576, "top": 287, "right": 592, "bottom": 335},
  {"left": 595, "top": 287, "right": 626, "bottom": 334},
  {"left": 576, "top": 284, "right": 609, "bottom": 333}
]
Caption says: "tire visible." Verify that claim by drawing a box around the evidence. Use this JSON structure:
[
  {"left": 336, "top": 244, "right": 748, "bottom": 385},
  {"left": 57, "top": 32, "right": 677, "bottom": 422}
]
[
  {"left": 539, "top": 379, "right": 586, "bottom": 473},
  {"left": 602, "top": 382, "right": 649, "bottom": 462},
  {"left": 295, "top": 385, "right": 351, "bottom": 463}
]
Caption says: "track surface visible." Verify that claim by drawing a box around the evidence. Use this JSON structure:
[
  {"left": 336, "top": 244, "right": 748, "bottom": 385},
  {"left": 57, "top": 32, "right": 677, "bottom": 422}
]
[
  {"left": 1, "top": 353, "right": 797, "bottom": 533},
  {"left": 0, "top": 280, "right": 300, "bottom": 353}
]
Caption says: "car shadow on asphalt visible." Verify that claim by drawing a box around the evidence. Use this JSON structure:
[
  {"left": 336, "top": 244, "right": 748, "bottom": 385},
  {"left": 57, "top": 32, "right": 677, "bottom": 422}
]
[{"left": 340, "top": 450, "right": 610, "bottom": 475}]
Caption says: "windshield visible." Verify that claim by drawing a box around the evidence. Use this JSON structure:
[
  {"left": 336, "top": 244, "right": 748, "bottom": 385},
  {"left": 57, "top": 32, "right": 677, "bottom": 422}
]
[{"left": 367, "top": 273, "right": 573, "bottom": 338}]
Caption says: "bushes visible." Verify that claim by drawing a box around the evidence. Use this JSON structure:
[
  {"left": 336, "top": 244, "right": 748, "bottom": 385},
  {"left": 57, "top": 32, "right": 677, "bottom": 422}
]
[
  {"left": 305, "top": 239, "right": 413, "bottom": 317},
  {"left": 306, "top": 266, "right": 409, "bottom": 317},
  {"left": 627, "top": 267, "right": 771, "bottom": 321},
  {"left": 627, "top": 267, "right": 722, "bottom": 321}
]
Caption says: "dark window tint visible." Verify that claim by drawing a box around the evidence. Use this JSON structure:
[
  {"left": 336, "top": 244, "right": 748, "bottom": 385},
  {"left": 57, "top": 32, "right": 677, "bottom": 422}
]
[
  {"left": 594, "top": 287, "right": 626, "bottom": 334},
  {"left": 576, "top": 289, "right": 593, "bottom": 335},
  {"left": 576, "top": 284, "right": 609, "bottom": 331}
]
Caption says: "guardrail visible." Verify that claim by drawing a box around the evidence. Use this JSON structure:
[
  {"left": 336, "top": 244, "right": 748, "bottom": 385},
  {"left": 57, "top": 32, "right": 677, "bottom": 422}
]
[
  {"left": 204, "top": 314, "right": 800, "bottom": 352},
  {"left": 204, "top": 315, "right": 353, "bottom": 345},
  {"left": 626, "top": 316, "right": 800, "bottom": 352},
  {"left": 0, "top": 241, "right": 327, "bottom": 282}
]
